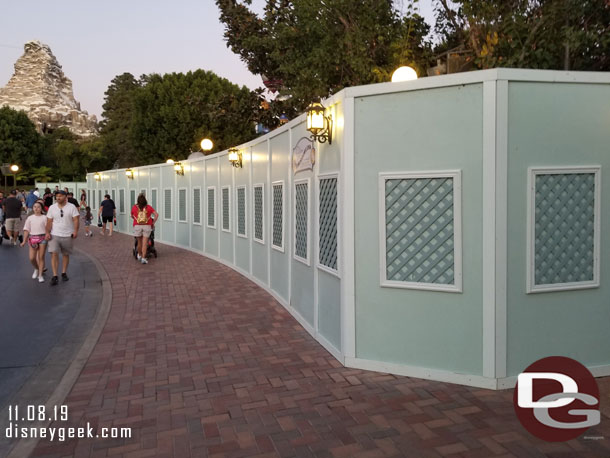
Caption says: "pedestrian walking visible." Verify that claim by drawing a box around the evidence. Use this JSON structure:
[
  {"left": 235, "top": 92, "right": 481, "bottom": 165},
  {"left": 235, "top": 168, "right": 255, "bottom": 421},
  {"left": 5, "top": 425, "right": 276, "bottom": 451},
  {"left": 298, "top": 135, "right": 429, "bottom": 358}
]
[
  {"left": 131, "top": 194, "right": 158, "bottom": 264},
  {"left": 98, "top": 194, "right": 116, "bottom": 236},
  {"left": 20, "top": 201, "right": 48, "bottom": 283},
  {"left": 2, "top": 190, "right": 24, "bottom": 245},
  {"left": 84, "top": 206, "right": 93, "bottom": 237},
  {"left": 43, "top": 188, "right": 53, "bottom": 212},
  {"left": 25, "top": 189, "right": 38, "bottom": 215},
  {"left": 67, "top": 192, "right": 79, "bottom": 207},
  {"left": 45, "top": 190, "right": 80, "bottom": 286}
]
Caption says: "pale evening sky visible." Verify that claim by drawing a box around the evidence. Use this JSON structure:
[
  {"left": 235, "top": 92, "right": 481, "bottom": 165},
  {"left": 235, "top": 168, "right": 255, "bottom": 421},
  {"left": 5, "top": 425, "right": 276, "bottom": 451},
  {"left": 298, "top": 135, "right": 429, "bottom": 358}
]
[{"left": 0, "top": 0, "right": 436, "bottom": 120}]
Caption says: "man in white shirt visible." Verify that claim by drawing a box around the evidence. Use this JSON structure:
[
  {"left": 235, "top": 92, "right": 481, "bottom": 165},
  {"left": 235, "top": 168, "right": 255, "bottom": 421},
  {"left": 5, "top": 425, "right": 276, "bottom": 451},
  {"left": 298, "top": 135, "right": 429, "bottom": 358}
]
[{"left": 45, "top": 190, "right": 80, "bottom": 286}]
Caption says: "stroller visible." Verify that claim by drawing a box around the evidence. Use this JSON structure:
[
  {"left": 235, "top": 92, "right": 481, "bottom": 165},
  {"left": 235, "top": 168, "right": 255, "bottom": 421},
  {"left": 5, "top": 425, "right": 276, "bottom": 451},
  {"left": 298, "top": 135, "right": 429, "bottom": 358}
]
[{"left": 132, "top": 229, "right": 158, "bottom": 260}]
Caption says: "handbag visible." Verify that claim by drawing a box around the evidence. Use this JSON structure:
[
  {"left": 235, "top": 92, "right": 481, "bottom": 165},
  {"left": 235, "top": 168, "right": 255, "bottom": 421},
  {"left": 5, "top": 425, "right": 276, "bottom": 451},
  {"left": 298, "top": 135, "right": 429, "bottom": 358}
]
[{"left": 97, "top": 217, "right": 103, "bottom": 228}]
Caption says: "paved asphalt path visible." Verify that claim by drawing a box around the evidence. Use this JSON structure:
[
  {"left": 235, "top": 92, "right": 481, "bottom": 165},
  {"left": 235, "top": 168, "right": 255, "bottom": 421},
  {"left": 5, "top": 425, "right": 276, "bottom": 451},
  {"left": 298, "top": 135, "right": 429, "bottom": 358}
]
[{"left": 0, "top": 238, "right": 102, "bottom": 411}]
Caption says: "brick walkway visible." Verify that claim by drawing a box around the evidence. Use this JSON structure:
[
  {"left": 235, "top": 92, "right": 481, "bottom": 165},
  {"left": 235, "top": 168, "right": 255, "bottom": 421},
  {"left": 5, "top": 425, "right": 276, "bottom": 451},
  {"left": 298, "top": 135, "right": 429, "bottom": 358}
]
[{"left": 30, "top": 232, "right": 610, "bottom": 457}]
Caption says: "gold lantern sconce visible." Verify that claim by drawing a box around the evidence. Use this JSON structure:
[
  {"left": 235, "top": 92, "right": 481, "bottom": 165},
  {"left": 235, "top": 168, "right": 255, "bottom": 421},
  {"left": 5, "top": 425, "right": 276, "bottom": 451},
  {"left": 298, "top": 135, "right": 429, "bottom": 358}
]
[
  {"left": 228, "top": 148, "right": 242, "bottom": 168},
  {"left": 94, "top": 172, "right": 101, "bottom": 182},
  {"left": 174, "top": 161, "right": 185, "bottom": 176},
  {"left": 125, "top": 168, "right": 135, "bottom": 179},
  {"left": 306, "top": 101, "right": 332, "bottom": 144}
]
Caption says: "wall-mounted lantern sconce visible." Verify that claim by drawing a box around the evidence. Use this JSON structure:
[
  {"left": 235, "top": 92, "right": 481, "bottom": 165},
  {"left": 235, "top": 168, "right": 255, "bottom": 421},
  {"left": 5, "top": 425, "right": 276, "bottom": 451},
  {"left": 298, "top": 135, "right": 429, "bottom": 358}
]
[
  {"left": 125, "top": 168, "right": 135, "bottom": 179},
  {"left": 166, "top": 159, "right": 175, "bottom": 165},
  {"left": 94, "top": 172, "right": 101, "bottom": 182},
  {"left": 306, "top": 101, "right": 332, "bottom": 144},
  {"left": 200, "top": 138, "right": 213, "bottom": 152},
  {"left": 228, "top": 148, "right": 242, "bottom": 168},
  {"left": 174, "top": 161, "right": 185, "bottom": 176}
]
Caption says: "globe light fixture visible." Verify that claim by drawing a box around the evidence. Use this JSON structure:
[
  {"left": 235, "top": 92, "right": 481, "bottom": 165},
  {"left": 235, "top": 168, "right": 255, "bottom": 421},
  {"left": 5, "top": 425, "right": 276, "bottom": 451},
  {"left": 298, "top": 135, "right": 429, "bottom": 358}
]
[
  {"left": 306, "top": 102, "right": 332, "bottom": 144},
  {"left": 228, "top": 148, "right": 242, "bottom": 168},
  {"left": 174, "top": 161, "right": 185, "bottom": 176},
  {"left": 94, "top": 172, "right": 101, "bottom": 182},
  {"left": 391, "top": 66, "right": 418, "bottom": 82},
  {"left": 10, "top": 164, "right": 19, "bottom": 173},
  {"left": 166, "top": 159, "right": 175, "bottom": 165},
  {"left": 200, "top": 138, "right": 213, "bottom": 152},
  {"left": 125, "top": 168, "right": 135, "bottom": 179}
]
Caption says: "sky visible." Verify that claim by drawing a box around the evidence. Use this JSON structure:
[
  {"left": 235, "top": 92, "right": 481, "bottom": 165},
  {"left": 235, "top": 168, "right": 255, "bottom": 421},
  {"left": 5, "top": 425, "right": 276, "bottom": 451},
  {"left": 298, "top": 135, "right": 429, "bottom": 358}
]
[{"left": 0, "top": 0, "right": 436, "bottom": 120}]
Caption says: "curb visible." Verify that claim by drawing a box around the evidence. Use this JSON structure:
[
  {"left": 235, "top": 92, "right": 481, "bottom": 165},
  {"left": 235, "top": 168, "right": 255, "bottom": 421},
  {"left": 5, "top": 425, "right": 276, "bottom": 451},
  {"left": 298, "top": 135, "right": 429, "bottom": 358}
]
[{"left": 5, "top": 248, "right": 112, "bottom": 458}]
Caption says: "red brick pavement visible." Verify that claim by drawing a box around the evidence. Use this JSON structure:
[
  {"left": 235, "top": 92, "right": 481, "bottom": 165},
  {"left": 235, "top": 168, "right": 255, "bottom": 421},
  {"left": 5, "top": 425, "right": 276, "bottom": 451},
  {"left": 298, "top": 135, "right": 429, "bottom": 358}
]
[{"left": 29, "top": 232, "right": 610, "bottom": 457}]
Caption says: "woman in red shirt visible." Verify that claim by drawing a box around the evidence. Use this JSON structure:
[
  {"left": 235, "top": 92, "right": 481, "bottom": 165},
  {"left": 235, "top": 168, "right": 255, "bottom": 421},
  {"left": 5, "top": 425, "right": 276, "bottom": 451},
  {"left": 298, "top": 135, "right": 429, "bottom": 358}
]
[{"left": 131, "top": 194, "right": 158, "bottom": 264}]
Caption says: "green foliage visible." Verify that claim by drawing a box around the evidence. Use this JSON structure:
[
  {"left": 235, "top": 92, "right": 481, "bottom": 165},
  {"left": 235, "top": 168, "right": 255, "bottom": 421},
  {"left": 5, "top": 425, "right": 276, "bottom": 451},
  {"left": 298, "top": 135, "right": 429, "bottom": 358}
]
[
  {"left": 28, "top": 166, "right": 55, "bottom": 182},
  {"left": 130, "top": 70, "right": 260, "bottom": 164},
  {"left": 99, "top": 73, "right": 141, "bottom": 168},
  {"left": 0, "top": 106, "right": 44, "bottom": 169},
  {"left": 435, "top": 0, "right": 610, "bottom": 71},
  {"left": 216, "top": 0, "right": 431, "bottom": 111}
]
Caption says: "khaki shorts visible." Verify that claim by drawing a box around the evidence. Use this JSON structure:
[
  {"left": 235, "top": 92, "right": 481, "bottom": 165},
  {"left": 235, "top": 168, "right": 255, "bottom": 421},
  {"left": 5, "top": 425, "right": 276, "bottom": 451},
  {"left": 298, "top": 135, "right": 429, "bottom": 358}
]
[
  {"left": 5, "top": 218, "right": 21, "bottom": 232},
  {"left": 48, "top": 236, "right": 73, "bottom": 255},
  {"left": 133, "top": 224, "right": 152, "bottom": 237}
]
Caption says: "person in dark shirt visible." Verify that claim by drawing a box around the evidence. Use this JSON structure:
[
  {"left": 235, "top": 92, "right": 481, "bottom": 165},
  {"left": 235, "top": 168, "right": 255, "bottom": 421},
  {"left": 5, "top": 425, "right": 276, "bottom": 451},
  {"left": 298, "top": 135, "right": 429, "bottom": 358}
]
[
  {"left": 2, "top": 190, "right": 24, "bottom": 245},
  {"left": 67, "top": 192, "right": 79, "bottom": 207},
  {"left": 97, "top": 194, "right": 116, "bottom": 236}
]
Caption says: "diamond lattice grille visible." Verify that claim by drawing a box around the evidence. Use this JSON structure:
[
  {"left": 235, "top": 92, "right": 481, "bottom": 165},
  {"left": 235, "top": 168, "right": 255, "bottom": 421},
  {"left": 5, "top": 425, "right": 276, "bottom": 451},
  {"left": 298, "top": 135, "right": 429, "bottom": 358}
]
[
  {"left": 295, "top": 182, "right": 308, "bottom": 259},
  {"left": 179, "top": 189, "right": 187, "bottom": 222},
  {"left": 319, "top": 178, "right": 337, "bottom": 270},
  {"left": 385, "top": 177, "right": 455, "bottom": 285},
  {"left": 534, "top": 173, "right": 595, "bottom": 285},
  {"left": 208, "top": 188, "right": 215, "bottom": 227},
  {"left": 119, "top": 189, "right": 125, "bottom": 213},
  {"left": 164, "top": 189, "right": 171, "bottom": 219},
  {"left": 193, "top": 188, "right": 201, "bottom": 224},
  {"left": 272, "top": 184, "right": 283, "bottom": 248},
  {"left": 254, "top": 186, "right": 263, "bottom": 241},
  {"left": 222, "top": 188, "right": 230, "bottom": 230},
  {"left": 237, "top": 187, "right": 246, "bottom": 236}
]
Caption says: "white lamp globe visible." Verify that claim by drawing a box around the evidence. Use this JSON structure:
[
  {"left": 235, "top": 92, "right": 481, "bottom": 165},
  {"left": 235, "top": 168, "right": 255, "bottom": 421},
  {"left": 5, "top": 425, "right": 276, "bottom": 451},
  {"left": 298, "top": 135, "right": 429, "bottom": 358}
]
[
  {"left": 391, "top": 66, "right": 418, "bottom": 83},
  {"left": 200, "top": 138, "right": 213, "bottom": 152}
]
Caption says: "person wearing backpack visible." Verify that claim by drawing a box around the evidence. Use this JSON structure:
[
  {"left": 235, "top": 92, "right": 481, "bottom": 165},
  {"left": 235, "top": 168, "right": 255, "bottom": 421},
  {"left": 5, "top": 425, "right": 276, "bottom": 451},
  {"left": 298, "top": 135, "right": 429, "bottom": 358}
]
[{"left": 130, "top": 194, "right": 158, "bottom": 264}]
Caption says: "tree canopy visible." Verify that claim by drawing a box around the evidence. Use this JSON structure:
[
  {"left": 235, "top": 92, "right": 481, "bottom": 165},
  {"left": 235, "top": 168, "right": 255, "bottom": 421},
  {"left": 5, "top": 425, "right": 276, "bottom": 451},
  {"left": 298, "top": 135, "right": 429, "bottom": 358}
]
[
  {"left": 216, "top": 0, "right": 431, "bottom": 111},
  {"left": 434, "top": 0, "right": 610, "bottom": 71},
  {"left": 0, "top": 106, "right": 43, "bottom": 170}
]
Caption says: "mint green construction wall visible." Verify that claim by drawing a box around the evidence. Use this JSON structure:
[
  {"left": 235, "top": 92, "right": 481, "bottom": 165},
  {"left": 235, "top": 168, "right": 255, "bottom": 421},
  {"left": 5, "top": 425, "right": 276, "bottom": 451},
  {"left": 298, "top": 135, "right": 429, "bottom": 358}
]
[
  {"left": 205, "top": 158, "right": 219, "bottom": 256},
  {"left": 190, "top": 160, "right": 205, "bottom": 252},
  {"left": 270, "top": 133, "right": 290, "bottom": 302},
  {"left": 234, "top": 152, "right": 251, "bottom": 273},
  {"left": 354, "top": 84, "right": 484, "bottom": 375},
  {"left": 219, "top": 156, "right": 234, "bottom": 263},
  {"left": 251, "top": 142, "right": 269, "bottom": 285},
  {"left": 506, "top": 82, "right": 610, "bottom": 375}
]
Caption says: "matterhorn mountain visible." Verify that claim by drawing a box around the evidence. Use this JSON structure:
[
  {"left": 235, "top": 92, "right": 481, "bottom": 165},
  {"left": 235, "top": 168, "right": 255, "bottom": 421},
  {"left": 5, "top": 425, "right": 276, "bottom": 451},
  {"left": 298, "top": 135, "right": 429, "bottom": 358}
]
[{"left": 0, "top": 40, "right": 98, "bottom": 137}]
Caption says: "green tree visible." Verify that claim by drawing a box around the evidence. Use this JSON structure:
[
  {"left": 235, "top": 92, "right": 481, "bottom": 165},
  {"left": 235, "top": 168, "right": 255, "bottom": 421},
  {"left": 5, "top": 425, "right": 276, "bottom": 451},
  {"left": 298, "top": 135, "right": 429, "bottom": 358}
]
[
  {"left": 0, "top": 106, "right": 43, "bottom": 170},
  {"left": 215, "top": 0, "right": 431, "bottom": 112},
  {"left": 29, "top": 166, "right": 55, "bottom": 182},
  {"left": 99, "top": 73, "right": 142, "bottom": 168},
  {"left": 435, "top": 0, "right": 610, "bottom": 71},
  {"left": 130, "top": 70, "right": 260, "bottom": 164}
]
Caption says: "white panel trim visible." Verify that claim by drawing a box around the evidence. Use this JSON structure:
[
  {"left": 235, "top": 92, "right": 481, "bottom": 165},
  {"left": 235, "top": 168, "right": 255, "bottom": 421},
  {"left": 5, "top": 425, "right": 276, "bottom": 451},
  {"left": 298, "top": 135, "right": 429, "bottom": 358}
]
[
  {"left": 206, "top": 186, "right": 216, "bottom": 229},
  {"left": 271, "top": 180, "right": 285, "bottom": 252},
  {"left": 192, "top": 186, "right": 202, "bottom": 226},
  {"left": 526, "top": 166, "right": 601, "bottom": 293},
  {"left": 346, "top": 357, "right": 499, "bottom": 390},
  {"left": 317, "top": 172, "right": 340, "bottom": 278},
  {"left": 253, "top": 183, "right": 265, "bottom": 244},
  {"left": 221, "top": 185, "right": 231, "bottom": 233},
  {"left": 177, "top": 187, "right": 188, "bottom": 223},
  {"left": 162, "top": 188, "right": 173, "bottom": 221},
  {"left": 150, "top": 188, "right": 158, "bottom": 212},
  {"left": 235, "top": 185, "right": 247, "bottom": 238},
  {"left": 293, "top": 177, "right": 311, "bottom": 266},
  {"left": 341, "top": 96, "right": 355, "bottom": 359},
  {"left": 378, "top": 170, "right": 463, "bottom": 293}
]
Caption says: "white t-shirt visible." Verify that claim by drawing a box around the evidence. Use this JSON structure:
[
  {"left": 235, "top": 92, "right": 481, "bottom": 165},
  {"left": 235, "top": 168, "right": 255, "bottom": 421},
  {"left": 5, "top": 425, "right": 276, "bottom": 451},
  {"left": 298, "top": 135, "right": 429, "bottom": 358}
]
[
  {"left": 47, "top": 202, "right": 80, "bottom": 237},
  {"left": 24, "top": 214, "right": 47, "bottom": 235}
]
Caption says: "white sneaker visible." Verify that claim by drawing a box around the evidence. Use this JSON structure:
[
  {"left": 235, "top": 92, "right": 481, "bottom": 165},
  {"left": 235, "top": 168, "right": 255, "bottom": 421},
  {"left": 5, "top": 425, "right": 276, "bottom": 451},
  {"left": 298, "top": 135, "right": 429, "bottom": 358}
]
[
  {"left": 38, "top": 276, "right": 44, "bottom": 283},
  {"left": 141, "top": 258, "right": 148, "bottom": 264},
  {"left": 137, "top": 254, "right": 142, "bottom": 260},
  {"left": 32, "top": 269, "right": 38, "bottom": 279},
  {"left": 85, "top": 233, "right": 89, "bottom": 237}
]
